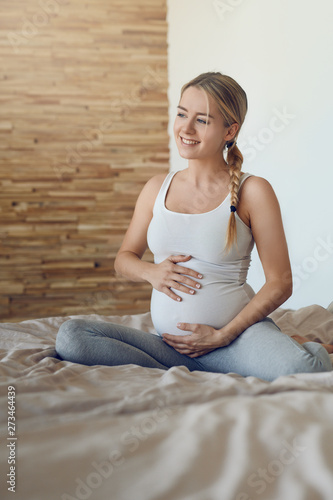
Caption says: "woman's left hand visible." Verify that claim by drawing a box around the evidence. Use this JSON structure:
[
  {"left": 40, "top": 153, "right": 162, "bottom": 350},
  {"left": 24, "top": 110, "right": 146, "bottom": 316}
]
[{"left": 162, "top": 323, "right": 228, "bottom": 358}]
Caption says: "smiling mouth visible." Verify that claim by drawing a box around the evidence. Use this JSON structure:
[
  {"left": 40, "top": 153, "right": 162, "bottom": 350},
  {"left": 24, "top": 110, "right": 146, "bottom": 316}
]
[{"left": 180, "top": 137, "right": 200, "bottom": 145}]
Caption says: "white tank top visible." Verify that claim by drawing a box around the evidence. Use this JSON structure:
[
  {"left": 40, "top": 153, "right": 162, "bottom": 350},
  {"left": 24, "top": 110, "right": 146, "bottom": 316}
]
[{"left": 147, "top": 171, "right": 256, "bottom": 336}]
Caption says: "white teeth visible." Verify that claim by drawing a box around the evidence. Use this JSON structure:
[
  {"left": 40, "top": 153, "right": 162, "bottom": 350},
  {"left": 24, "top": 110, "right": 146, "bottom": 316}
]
[{"left": 181, "top": 137, "right": 199, "bottom": 145}]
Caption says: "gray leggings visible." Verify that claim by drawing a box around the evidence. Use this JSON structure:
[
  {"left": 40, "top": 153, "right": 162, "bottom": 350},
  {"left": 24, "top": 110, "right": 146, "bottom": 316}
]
[{"left": 55, "top": 317, "right": 333, "bottom": 382}]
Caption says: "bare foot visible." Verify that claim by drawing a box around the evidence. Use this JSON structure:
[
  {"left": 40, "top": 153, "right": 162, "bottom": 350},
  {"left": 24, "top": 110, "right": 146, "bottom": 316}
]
[{"left": 291, "top": 335, "right": 333, "bottom": 354}]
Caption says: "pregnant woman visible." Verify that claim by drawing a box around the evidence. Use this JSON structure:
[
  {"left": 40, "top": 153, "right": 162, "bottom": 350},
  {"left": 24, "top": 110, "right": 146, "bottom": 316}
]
[{"left": 56, "top": 72, "right": 332, "bottom": 381}]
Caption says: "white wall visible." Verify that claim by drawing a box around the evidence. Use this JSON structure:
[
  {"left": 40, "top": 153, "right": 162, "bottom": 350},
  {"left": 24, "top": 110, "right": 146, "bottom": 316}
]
[{"left": 167, "top": 0, "right": 333, "bottom": 310}]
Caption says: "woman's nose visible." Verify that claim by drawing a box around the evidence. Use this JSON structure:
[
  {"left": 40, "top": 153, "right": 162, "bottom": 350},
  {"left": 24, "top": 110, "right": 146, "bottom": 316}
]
[{"left": 181, "top": 118, "right": 196, "bottom": 135}]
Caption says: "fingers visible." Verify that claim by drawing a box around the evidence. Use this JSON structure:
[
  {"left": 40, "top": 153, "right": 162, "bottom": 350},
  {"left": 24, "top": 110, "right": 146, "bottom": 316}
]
[
  {"left": 162, "top": 325, "right": 194, "bottom": 346},
  {"left": 174, "top": 266, "right": 203, "bottom": 283},
  {"left": 176, "top": 322, "right": 194, "bottom": 332},
  {"left": 163, "top": 287, "right": 184, "bottom": 302},
  {"left": 169, "top": 255, "right": 202, "bottom": 278},
  {"left": 162, "top": 332, "right": 192, "bottom": 343},
  {"left": 160, "top": 282, "right": 194, "bottom": 302},
  {"left": 163, "top": 338, "right": 194, "bottom": 354},
  {"left": 169, "top": 275, "right": 201, "bottom": 295},
  {"left": 162, "top": 323, "right": 195, "bottom": 339},
  {"left": 162, "top": 332, "right": 191, "bottom": 347},
  {"left": 162, "top": 331, "right": 210, "bottom": 357},
  {"left": 169, "top": 254, "right": 192, "bottom": 263},
  {"left": 156, "top": 255, "right": 203, "bottom": 301},
  {"left": 162, "top": 257, "right": 202, "bottom": 301},
  {"left": 169, "top": 255, "right": 203, "bottom": 290},
  {"left": 163, "top": 324, "right": 220, "bottom": 357}
]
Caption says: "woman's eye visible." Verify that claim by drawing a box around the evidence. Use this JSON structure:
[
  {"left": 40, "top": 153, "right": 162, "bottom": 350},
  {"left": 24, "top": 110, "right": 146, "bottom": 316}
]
[
  {"left": 197, "top": 118, "right": 207, "bottom": 124},
  {"left": 177, "top": 113, "right": 186, "bottom": 118}
]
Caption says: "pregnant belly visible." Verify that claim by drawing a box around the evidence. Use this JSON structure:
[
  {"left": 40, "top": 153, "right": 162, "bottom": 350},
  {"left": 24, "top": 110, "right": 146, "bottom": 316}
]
[{"left": 150, "top": 281, "right": 255, "bottom": 336}]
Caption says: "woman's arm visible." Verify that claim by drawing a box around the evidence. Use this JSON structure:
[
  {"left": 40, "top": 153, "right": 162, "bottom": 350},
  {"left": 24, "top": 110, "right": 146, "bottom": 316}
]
[
  {"left": 163, "top": 176, "right": 293, "bottom": 356},
  {"left": 114, "top": 174, "right": 202, "bottom": 301},
  {"left": 114, "top": 174, "right": 164, "bottom": 281},
  {"left": 216, "top": 176, "right": 292, "bottom": 341}
]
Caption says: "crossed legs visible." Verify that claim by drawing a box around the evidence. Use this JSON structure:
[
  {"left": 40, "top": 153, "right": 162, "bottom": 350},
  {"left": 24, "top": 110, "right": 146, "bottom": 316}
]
[{"left": 56, "top": 317, "right": 333, "bottom": 382}]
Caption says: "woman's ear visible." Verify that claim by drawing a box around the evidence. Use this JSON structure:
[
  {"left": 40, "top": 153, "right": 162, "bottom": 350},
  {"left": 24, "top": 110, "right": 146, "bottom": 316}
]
[{"left": 224, "top": 122, "right": 239, "bottom": 142}]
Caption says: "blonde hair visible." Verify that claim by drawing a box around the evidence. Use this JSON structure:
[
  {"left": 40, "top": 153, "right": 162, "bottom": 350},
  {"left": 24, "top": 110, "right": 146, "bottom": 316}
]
[{"left": 180, "top": 72, "right": 248, "bottom": 252}]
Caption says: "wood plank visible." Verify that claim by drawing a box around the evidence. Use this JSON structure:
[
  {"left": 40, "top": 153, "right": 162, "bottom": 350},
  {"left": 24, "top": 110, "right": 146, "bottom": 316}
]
[{"left": 0, "top": 0, "right": 168, "bottom": 322}]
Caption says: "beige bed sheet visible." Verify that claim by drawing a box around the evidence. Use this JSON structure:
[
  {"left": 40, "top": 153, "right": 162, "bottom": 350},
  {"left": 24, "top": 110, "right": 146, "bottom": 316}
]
[{"left": 0, "top": 305, "right": 333, "bottom": 500}]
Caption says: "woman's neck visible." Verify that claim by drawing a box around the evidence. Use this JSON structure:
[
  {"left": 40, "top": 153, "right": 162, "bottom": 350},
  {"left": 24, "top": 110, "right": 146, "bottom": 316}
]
[{"left": 185, "top": 158, "right": 230, "bottom": 187}]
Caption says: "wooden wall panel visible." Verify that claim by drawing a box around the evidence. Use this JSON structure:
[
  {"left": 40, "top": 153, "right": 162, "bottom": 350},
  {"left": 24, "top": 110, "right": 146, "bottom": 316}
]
[{"left": 0, "top": 0, "right": 169, "bottom": 321}]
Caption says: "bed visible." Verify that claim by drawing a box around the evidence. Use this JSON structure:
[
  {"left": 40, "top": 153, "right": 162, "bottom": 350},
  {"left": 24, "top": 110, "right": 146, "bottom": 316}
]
[{"left": 1, "top": 304, "right": 333, "bottom": 500}]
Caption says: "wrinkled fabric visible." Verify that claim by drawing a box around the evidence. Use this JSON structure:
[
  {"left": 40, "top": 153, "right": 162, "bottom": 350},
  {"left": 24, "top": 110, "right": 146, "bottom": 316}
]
[{"left": 0, "top": 306, "right": 333, "bottom": 500}]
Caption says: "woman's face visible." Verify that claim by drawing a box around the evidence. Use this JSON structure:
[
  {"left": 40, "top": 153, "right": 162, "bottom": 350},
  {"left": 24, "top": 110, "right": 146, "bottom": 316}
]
[{"left": 173, "top": 86, "right": 232, "bottom": 163}]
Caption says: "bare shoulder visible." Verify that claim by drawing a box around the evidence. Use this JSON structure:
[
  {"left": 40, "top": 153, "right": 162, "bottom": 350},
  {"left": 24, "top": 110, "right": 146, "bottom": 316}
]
[
  {"left": 144, "top": 172, "right": 168, "bottom": 193},
  {"left": 240, "top": 175, "right": 279, "bottom": 207},
  {"left": 118, "top": 173, "right": 169, "bottom": 254},
  {"left": 237, "top": 176, "right": 280, "bottom": 227},
  {"left": 136, "top": 172, "right": 169, "bottom": 209}
]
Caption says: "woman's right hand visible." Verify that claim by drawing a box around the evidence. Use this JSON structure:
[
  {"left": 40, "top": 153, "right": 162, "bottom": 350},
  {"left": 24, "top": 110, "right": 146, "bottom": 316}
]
[{"left": 146, "top": 255, "right": 203, "bottom": 302}]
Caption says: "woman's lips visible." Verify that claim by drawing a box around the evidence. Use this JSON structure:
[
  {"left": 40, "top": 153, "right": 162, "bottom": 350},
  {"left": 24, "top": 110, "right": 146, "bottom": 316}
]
[{"left": 180, "top": 137, "right": 200, "bottom": 145}]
